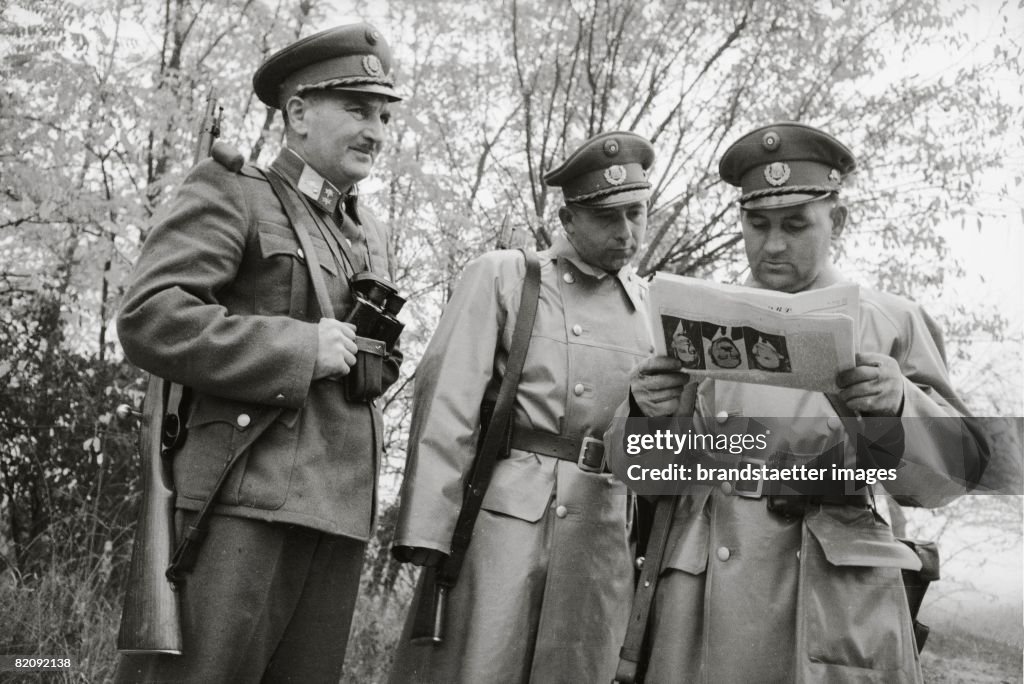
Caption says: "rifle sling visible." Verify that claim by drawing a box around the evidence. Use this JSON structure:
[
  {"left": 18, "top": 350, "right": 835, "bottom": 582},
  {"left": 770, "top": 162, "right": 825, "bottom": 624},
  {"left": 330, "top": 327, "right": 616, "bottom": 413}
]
[
  {"left": 165, "top": 167, "right": 341, "bottom": 583},
  {"left": 439, "top": 249, "right": 541, "bottom": 587},
  {"left": 614, "top": 495, "right": 678, "bottom": 684}
]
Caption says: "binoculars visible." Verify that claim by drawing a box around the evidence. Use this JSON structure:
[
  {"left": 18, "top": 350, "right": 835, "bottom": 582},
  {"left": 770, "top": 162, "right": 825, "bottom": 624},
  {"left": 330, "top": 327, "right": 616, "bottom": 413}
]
[
  {"left": 345, "top": 272, "right": 405, "bottom": 350},
  {"left": 343, "top": 272, "right": 406, "bottom": 401}
]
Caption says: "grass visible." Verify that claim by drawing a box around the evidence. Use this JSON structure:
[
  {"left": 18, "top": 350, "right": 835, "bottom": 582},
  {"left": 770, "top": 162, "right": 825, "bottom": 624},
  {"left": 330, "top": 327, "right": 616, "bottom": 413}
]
[
  {"left": 1, "top": 550, "right": 1019, "bottom": 684},
  {"left": 920, "top": 628, "right": 1023, "bottom": 683}
]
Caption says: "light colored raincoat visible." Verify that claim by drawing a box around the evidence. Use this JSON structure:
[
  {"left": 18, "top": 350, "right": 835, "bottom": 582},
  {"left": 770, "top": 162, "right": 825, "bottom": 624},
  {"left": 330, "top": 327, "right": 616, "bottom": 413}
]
[{"left": 390, "top": 237, "right": 651, "bottom": 683}]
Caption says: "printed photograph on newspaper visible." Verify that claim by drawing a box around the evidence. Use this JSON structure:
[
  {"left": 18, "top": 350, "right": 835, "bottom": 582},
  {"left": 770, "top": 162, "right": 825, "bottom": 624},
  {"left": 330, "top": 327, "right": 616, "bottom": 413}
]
[{"left": 650, "top": 273, "right": 860, "bottom": 392}]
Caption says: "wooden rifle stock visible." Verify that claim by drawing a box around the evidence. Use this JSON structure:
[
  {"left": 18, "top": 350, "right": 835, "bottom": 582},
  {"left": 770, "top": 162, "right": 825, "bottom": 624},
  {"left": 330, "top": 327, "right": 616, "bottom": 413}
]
[
  {"left": 116, "top": 375, "right": 182, "bottom": 654},
  {"left": 117, "top": 91, "right": 223, "bottom": 655}
]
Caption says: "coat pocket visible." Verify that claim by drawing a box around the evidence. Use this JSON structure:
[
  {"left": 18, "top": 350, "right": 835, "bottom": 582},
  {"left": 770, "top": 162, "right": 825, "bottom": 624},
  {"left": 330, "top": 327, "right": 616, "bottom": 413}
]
[
  {"left": 660, "top": 495, "right": 710, "bottom": 575},
  {"left": 176, "top": 394, "right": 298, "bottom": 510},
  {"left": 480, "top": 448, "right": 555, "bottom": 523},
  {"left": 257, "top": 223, "right": 338, "bottom": 317},
  {"left": 798, "top": 506, "right": 920, "bottom": 677}
]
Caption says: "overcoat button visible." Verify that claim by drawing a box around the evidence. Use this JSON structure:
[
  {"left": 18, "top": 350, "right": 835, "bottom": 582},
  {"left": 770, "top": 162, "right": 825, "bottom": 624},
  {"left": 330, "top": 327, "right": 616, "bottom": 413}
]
[
  {"left": 563, "top": 272, "right": 575, "bottom": 284},
  {"left": 716, "top": 410, "right": 729, "bottom": 424},
  {"left": 717, "top": 546, "right": 731, "bottom": 562},
  {"left": 720, "top": 482, "right": 734, "bottom": 495},
  {"left": 237, "top": 413, "right": 251, "bottom": 428},
  {"left": 275, "top": 393, "right": 285, "bottom": 401},
  {"left": 297, "top": 248, "right": 305, "bottom": 260},
  {"left": 827, "top": 417, "right": 842, "bottom": 430},
  {"left": 573, "top": 383, "right": 585, "bottom": 396},
  {"left": 555, "top": 505, "right": 568, "bottom": 518},
  {"left": 571, "top": 324, "right": 583, "bottom": 336}
]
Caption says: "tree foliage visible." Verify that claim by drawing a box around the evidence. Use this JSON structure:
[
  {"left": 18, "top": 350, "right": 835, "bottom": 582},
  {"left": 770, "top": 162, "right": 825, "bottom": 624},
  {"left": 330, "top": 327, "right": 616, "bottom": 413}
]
[{"left": 0, "top": 0, "right": 1020, "bottom": 577}]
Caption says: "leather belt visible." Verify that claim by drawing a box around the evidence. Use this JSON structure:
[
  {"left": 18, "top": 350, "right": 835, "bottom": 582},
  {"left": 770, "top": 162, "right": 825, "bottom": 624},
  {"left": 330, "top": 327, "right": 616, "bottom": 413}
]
[
  {"left": 766, "top": 493, "right": 873, "bottom": 518},
  {"left": 510, "top": 427, "right": 606, "bottom": 473},
  {"left": 723, "top": 452, "right": 873, "bottom": 516}
]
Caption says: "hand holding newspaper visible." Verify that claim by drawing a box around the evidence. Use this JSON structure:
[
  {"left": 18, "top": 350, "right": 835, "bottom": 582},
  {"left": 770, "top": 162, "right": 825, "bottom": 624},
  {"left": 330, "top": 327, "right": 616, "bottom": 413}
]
[{"left": 650, "top": 273, "right": 858, "bottom": 393}]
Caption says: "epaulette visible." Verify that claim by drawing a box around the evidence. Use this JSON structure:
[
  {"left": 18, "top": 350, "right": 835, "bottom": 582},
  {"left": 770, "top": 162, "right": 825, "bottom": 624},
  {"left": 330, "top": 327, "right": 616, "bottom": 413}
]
[{"left": 210, "top": 140, "right": 245, "bottom": 173}]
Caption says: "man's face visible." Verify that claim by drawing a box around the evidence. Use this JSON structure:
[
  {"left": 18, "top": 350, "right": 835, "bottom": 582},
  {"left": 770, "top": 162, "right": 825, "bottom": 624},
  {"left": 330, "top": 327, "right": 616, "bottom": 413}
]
[
  {"left": 288, "top": 90, "right": 391, "bottom": 191},
  {"left": 753, "top": 340, "right": 781, "bottom": 369},
  {"left": 741, "top": 198, "right": 846, "bottom": 292},
  {"left": 710, "top": 338, "right": 741, "bottom": 368},
  {"left": 672, "top": 331, "right": 697, "bottom": 365},
  {"left": 561, "top": 201, "right": 647, "bottom": 272}
]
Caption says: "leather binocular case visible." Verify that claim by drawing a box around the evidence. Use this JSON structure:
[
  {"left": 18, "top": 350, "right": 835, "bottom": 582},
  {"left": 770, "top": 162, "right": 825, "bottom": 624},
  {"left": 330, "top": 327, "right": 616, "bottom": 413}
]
[{"left": 344, "top": 272, "right": 406, "bottom": 402}]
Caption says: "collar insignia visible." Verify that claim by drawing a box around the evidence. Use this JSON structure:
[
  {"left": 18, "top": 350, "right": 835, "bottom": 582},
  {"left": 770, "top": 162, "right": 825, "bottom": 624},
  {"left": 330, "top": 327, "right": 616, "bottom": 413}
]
[{"left": 297, "top": 164, "right": 342, "bottom": 213}]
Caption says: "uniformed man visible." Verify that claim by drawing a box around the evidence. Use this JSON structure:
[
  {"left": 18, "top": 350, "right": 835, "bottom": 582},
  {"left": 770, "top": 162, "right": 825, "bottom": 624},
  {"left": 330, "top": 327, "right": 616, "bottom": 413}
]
[
  {"left": 388, "top": 132, "right": 656, "bottom": 683},
  {"left": 626, "top": 122, "right": 987, "bottom": 683},
  {"left": 114, "top": 23, "right": 403, "bottom": 683}
]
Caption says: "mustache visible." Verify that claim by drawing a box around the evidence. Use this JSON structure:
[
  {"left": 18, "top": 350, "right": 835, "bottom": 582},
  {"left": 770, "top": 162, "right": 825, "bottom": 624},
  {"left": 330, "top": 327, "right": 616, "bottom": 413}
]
[{"left": 349, "top": 143, "right": 379, "bottom": 155}]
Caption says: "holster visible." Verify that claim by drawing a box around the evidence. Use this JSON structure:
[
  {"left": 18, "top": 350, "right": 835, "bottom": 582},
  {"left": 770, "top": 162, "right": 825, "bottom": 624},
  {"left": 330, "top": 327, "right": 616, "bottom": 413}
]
[{"left": 345, "top": 336, "right": 387, "bottom": 402}]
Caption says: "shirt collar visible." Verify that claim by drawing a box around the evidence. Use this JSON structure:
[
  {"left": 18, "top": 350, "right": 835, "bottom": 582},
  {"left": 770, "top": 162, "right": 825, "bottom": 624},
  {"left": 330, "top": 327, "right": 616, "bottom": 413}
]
[
  {"left": 549, "top": 234, "right": 647, "bottom": 311},
  {"left": 276, "top": 148, "right": 359, "bottom": 218}
]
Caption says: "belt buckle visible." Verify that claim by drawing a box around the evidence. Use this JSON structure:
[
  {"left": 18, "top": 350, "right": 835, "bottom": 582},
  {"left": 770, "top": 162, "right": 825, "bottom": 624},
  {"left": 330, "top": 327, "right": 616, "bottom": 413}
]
[
  {"left": 733, "top": 456, "right": 766, "bottom": 499},
  {"left": 577, "top": 436, "right": 606, "bottom": 473}
]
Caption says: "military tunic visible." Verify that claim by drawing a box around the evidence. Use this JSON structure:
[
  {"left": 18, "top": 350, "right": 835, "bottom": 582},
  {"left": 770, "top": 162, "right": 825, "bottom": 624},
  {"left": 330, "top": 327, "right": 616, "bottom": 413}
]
[
  {"left": 118, "top": 149, "right": 399, "bottom": 538},
  {"left": 390, "top": 236, "right": 651, "bottom": 683},
  {"left": 643, "top": 278, "right": 986, "bottom": 684},
  {"left": 115, "top": 149, "right": 399, "bottom": 682}
]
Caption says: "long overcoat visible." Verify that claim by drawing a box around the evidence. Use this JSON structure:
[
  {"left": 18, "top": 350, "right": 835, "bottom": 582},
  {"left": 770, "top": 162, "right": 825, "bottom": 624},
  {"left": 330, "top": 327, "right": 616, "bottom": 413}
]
[
  {"left": 641, "top": 278, "right": 986, "bottom": 684},
  {"left": 390, "top": 237, "right": 652, "bottom": 683}
]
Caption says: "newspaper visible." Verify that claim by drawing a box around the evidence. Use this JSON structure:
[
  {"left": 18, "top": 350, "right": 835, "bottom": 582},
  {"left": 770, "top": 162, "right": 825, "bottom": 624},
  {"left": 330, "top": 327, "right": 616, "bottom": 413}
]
[{"left": 649, "top": 273, "right": 859, "bottom": 393}]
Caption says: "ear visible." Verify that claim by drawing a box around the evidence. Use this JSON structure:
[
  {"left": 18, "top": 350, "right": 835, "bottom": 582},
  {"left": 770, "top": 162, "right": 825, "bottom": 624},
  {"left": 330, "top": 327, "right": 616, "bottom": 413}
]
[
  {"left": 558, "top": 205, "right": 575, "bottom": 235},
  {"left": 285, "top": 95, "right": 312, "bottom": 137},
  {"left": 829, "top": 204, "right": 848, "bottom": 240}
]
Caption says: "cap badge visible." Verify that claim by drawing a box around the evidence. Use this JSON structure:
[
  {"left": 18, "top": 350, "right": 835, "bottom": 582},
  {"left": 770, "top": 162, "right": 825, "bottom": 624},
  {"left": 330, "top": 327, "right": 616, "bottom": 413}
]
[
  {"left": 604, "top": 164, "right": 627, "bottom": 185},
  {"left": 828, "top": 168, "right": 841, "bottom": 185},
  {"left": 362, "top": 55, "right": 383, "bottom": 77},
  {"left": 764, "top": 162, "right": 791, "bottom": 187},
  {"left": 603, "top": 139, "right": 620, "bottom": 156}
]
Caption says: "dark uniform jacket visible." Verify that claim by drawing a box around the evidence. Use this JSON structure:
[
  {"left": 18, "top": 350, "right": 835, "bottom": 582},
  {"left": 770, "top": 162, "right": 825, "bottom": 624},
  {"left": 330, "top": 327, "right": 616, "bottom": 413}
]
[{"left": 117, "top": 149, "right": 399, "bottom": 540}]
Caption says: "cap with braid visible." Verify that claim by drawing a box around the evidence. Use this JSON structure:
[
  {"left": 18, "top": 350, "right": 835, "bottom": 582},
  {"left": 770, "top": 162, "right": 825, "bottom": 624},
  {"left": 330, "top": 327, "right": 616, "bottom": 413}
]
[
  {"left": 253, "top": 22, "right": 402, "bottom": 108},
  {"left": 719, "top": 122, "right": 855, "bottom": 209}
]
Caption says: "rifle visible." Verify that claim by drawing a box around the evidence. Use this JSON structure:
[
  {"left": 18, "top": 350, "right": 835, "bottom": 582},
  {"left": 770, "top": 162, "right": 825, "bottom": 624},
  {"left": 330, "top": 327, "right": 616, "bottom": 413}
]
[
  {"left": 410, "top": 249, "right": 541, "bottom": 644},
  {"left": 116, "top": 92, "right": 225, "bottom": 655}
]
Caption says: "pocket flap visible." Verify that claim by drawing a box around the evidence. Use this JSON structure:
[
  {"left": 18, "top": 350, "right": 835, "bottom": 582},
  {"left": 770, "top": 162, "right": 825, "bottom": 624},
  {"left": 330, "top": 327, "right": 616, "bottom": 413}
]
[
  {"left": 258, "top": 226, "right": 337, "bottom": 276},
  {"left": 806, "top": 507, "right": 922, "bottom": 571},
  {"left": 187, "top": 395, "right": 299, "bottom": 430},
  {"left": 662, "top": 497, "right": 710, "bottom": 575},
  {"left": 480, "top": 449, "right": 554, "bottom": 523}
]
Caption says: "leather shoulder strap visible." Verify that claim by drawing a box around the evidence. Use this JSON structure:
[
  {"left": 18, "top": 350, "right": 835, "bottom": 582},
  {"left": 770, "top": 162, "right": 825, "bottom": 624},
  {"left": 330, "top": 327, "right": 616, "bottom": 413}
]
[
  {"left": 442, "top": 248, "right": 542, "bottom": 583},
  {"left": 613, "top": 495, "right": 678, "bottom": 684}
]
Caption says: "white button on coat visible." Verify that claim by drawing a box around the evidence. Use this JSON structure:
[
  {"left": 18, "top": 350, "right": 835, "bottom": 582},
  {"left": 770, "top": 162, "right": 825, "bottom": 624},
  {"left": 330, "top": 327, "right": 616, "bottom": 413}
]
[
  {"left": 555, "top": 505, "right": 568, "bottom": 518},
  {"left": 236, "top": 413, "right": 251, "bottom": 428},
  {"left": 717, "top": 546, "right": 731, "bottom": 561},
  {"left": 573, "top": 383, "right": 585, "bottom": 396},
  {"left": 563, "top": 272, "right": 575, "bottom": 284},
  {"left": 716, "top": 410, "right": 729, "bottom": 424}
]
